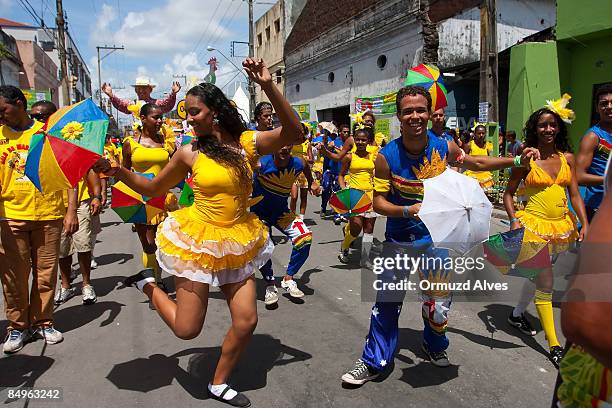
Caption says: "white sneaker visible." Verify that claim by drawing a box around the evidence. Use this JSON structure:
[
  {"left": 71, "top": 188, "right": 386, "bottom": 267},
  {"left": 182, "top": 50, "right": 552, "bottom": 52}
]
[
  {"left": 3, "top": 329, "right": 31, "bottom": 354},
  {"left": 281, "top": 279, "right": 304, "bottom": 298},
  {"left": 33, "top": 326, "right": 63, "bottom": 345},
  {"left": 54, "top": 286, "right": 76, "bottom": 305},
  {"left": 90, "top": 259, "right": 98, "bottom": 269},
  {"left": 82, "top": 284, "right": 97, "bottom": 305},
  {"left": 264, "top": 285, "right": 279, "bottom": 305}
]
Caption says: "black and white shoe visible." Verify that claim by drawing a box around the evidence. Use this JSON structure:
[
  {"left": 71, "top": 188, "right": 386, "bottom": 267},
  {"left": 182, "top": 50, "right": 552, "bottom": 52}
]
[
  {"left": 422, "top": 342, "right": 450, "bottom": 367},
  {"left": 550, "top": 346, "right": 564, "bottom": 368},
  {"left": 341, "top": 359, "right": 379, "bottom": 385},
  {"left": 208, "top": 385, "right": 251, "bottom": 407},
  {"left": 123, "top": 269, "right": 155, "bottom": 288},
  {"left": 508, "top": 313, "right": 537, "bottom": 336}
]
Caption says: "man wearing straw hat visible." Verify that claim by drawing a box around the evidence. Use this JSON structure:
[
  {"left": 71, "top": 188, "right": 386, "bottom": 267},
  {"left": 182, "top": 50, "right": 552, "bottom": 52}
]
[{"left": 102, "top": 77, "right": 181, "bottom": 115}]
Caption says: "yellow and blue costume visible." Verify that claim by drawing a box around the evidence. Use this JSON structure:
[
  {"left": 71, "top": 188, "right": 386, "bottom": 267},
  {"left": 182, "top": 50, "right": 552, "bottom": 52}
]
[
  {"left": 251, "top": 154, "right": 312, "bottom": 281},
  {"left": 291, "top": 140, "right": 310, "bottom": 189},
  {"left": 156, "top": 131, "right": 273, "bottom": 286},
  {"left": 361, "top": 134, "right": 452, "bottom": 371}
]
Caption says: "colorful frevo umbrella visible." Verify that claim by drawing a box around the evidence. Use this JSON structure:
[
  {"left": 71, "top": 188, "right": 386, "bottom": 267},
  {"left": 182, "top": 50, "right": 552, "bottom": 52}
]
[
  {"left": 483, "top": 228, "right": 551, "bottom": 280},
  {"left": 178, "top": 176, "right": 195, "bottom": 207},
  {"left": 404, "top": 64, "right": 448, "bottom": 112},
  {"left": 111, "top": 174, "right": 165, "bottom": 223},
  {"left": 25, "top": 98, "right": 108, "bottom": 193},
  {"left": 329, "top": 188, "right": 372, "bottom": 217}
]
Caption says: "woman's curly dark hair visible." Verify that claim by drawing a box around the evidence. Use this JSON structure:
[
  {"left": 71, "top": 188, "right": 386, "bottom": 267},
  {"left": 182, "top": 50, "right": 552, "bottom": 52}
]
[
  {"left": 523, "top": 108, "right": 571, "bottom": 153},
  {"left": 186, "top": 82, "right": 251, "bottom": 186}
]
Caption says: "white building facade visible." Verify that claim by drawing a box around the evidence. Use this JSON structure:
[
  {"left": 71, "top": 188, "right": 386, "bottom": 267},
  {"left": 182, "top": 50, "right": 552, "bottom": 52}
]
[{"left": 285, "top": 0, "right": 555, "bottom": 138}]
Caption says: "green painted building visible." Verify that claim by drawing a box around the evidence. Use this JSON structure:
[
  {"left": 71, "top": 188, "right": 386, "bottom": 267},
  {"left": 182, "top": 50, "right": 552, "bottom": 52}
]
[{"left": 506, "top": 0, "right": 612, "bottom": 147}]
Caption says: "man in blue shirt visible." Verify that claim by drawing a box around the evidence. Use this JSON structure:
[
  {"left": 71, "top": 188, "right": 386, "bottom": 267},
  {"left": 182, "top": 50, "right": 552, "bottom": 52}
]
[{"left": 428, "top": 108, "right": 454, "bottom": 142}]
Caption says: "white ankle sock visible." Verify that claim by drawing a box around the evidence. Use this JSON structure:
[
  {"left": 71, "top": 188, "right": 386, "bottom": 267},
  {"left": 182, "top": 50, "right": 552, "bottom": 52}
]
[
  {"left": 208, "top": 383, "right": 237, "bottom": 400},
  {"left": 135, "top": 275, "right": 156, "bottom": 292},
  {"left": 513, "top": 280, "right": 535, "bottom": 317}
]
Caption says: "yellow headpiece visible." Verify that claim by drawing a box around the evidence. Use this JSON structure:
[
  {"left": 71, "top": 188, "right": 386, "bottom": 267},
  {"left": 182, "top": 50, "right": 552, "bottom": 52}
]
[
  {"left": 545, "top": 93, "right": 575, "bottom": 124},
  {"left": 351, "top": 111, "right": 366, "bottom": 130},
  {"left": 471, "top": 121, "right": 487, "bottom": 131}
]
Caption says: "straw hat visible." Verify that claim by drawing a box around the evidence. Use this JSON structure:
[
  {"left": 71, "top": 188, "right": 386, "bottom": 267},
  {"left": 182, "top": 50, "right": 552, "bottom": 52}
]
[{"left": 131, "top": 77, "right": 156, "bottom": 88}]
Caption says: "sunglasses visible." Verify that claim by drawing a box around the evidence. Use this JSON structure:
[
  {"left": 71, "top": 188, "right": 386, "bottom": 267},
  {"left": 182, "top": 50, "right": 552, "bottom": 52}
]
[{"left": 30, "top": 113, "right": 49, "bottom": 121}]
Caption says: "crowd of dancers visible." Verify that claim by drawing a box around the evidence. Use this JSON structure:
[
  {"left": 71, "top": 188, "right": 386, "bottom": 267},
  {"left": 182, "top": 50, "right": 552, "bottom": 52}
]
[{"left": 0, "top": 58, "right": 611, "bottom": 407}]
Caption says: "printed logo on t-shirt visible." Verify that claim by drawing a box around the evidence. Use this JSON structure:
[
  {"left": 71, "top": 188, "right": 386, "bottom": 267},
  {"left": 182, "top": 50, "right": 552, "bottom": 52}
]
[{"left": 1, "top": 144, "right": 30, "bottom": 182}]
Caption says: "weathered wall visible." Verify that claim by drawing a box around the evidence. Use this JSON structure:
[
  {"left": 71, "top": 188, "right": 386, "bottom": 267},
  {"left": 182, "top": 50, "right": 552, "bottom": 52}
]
[
  {"left": 283, "top": 0, "right": 307, "bottom": 41},
  {"left": 437, "top": 0, "right": 555, "bottom": 69},
  {"left": 285, "top": 0, "right": 421, "bottom": 139},
  {"left": 16, "top": 40, "right": 59, "bottom": 104},
  {"left": 255, "top": 0, "right": 285, "bottom": 103}
]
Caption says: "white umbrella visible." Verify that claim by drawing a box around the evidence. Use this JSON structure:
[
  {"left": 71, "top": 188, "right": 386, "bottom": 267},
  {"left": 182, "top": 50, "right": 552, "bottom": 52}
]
[
  {"left": 319, "top": 121, "right": 337, "bottom": 135},
  {"left": 418, "top": 169, "right": 493, "bottom": 255}
]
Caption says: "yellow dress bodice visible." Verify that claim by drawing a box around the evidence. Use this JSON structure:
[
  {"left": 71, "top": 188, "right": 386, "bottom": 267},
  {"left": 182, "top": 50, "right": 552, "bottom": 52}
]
[
  {"left": 469, "top": 140, "right": 492, "bottom": 156},
  {"left": 347, "top": 152, "right": 375, "bottom": 192},
  {"left": 188, "top": 131, "right": 257, "bottom": 226},
  {"left": 523, "top": 153, "right": 572, "bottom": 220},
  {"left": 126, "top": 136, "right": 171, "bottom": 175}
]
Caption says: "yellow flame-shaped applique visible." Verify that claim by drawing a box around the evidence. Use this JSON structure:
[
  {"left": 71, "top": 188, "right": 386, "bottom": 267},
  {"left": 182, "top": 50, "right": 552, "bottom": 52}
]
[
  {"left": 61, "top": 121, "right": 84, "bottom": 141},
  {"left": 545, "top": 93, "right": 575, "bottom": 124},
  {"left": 412, "top": 149, "right": 447, "bottom": 180}
]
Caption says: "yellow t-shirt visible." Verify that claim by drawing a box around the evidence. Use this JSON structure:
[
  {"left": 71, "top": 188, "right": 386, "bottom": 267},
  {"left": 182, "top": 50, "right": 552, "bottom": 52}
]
[
  {"left": 0, "top": 121, "right": 65, "bottom": 220},
  {"left": 62, "top": 178, "right": 90, "bottom": 207}
]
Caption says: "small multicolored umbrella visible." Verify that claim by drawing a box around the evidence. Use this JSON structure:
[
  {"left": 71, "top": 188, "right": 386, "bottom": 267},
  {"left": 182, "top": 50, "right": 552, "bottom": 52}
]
[
  {"left": 111, "top": 174, "right": 165, "bottom": 223},
  {"left": 329, "top": 188, "right": 372, "bottom": 216},
  {"left": 25, "top": 98, "right": 108, "bottom": 193},
  {"left": 483, "top": 228, "right": 551, "bottom": 279},
  {"left": 404, "top": 64, "right": 448, "bottom": 111},
  {"left": 178, "top": 176, "right": 195, "bottom": 207}
]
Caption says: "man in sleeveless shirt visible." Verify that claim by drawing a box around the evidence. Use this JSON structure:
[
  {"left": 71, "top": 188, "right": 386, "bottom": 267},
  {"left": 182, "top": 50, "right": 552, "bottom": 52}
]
[{"left": 577, "top": 83, "right": 612, "bottom": 221}]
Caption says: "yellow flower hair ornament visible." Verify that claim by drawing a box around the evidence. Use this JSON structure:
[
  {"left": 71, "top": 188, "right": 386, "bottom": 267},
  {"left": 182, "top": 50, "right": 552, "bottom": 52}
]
[
  {"left": 471, "top": 121, "right": 487, "bottom": 131},
  {"left": 545, "top": 93, "right": 575, "bottom": 124},
  {"left": 351, "top": 111, "right": 366, "bottom": 130},
  {"left": 61, "top": 121, "right": 84, "bottom": 141}
]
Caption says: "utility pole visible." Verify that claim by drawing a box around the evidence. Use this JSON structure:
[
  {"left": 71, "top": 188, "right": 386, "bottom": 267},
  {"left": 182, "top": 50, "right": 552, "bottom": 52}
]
[
  {"left": 479, "top": 0, "right": 498, "bottom": 124},
  {"left": 248, "top": 0, "right": 256, "bottom": 121},
  {"left": 96, "top": 45, "right": 124, "bottom": 110},
  {"left": 56, "top": 0, "right": 70, "bottom": 107}
]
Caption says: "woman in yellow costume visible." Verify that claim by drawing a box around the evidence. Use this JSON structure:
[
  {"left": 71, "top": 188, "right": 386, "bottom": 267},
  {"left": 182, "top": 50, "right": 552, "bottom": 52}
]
[
  {"left": 504, "top": 95, "right": 588, "bottom": 368},
  {"left": 290, "top": 122, "right": 315, "bottom": 219},
  {"left": 94, "top": 58, "right": 302, "bottom": 407},
  {"left": 122, "top": 103, "right": 177, "bottom": 293},
  {"left": 464, "top": 124, "right": 494, "bottom": 190},
  {"left": 337, "top": 126, "right": 377, "bottom": 266}
]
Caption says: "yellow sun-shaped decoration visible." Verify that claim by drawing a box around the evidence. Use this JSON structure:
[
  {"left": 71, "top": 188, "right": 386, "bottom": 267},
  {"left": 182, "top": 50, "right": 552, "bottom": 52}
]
[
  {"left": 61, "top": 121, "right": 84, "bottom": 141},
  {"left": 260, "top": 168, "right": 297, "bottom": 195},
  {"left": 412, "top": 149, "right": 447, "bottom": 180}
]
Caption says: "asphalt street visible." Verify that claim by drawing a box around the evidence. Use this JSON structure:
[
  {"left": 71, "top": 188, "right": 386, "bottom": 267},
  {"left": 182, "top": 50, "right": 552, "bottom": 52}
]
[{"left": 0, "top": 198, "right": 565, "bottom": 407}]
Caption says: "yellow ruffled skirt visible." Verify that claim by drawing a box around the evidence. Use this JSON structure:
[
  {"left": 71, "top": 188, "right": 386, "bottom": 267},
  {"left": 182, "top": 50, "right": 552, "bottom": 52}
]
[
  {"left": 516, "top": 210, "right": 578, "bottom": 255},
  {"left": 464, "top": 170, "right": 494, "bottom": 190},
  {"left": 155, "top": 207, "right": 273, "bottom": 286}
]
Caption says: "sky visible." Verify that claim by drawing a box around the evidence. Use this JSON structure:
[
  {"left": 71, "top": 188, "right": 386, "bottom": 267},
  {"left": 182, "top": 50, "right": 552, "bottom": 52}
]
[{"left": 1, "top": 0, "right": 274, "bottom": 123}]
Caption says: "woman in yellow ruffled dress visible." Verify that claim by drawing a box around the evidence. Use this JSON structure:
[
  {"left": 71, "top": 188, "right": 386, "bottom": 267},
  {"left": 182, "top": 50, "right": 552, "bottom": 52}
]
[
  {"left": 464, "top": 124, "right": 494, "bottom": 190},
  {"left": 337, "top": 127, "right": 377, "bottom": 266},
  {"left": 94, "top": 58, "right": 302, "bottom": 407},
  {"left": 504, "top": 99, "right": 588, "bottom": 368},
  {"left": 122, "top": 103, "right": 177, "bottom": 291}
]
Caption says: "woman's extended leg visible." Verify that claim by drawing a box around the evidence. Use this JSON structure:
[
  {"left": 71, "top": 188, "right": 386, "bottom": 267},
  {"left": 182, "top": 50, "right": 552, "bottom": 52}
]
[
  {"left": 142, "top": 276, "right": 209, "bottom": 339},
  {"left": 212, "top": 276, "right": 258, "bottom": 385}
]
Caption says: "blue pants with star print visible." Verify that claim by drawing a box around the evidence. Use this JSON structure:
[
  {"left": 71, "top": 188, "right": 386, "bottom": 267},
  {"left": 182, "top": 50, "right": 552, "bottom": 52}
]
[{"left": 361, "top": 241, "right": 452, "bottom": 372}]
